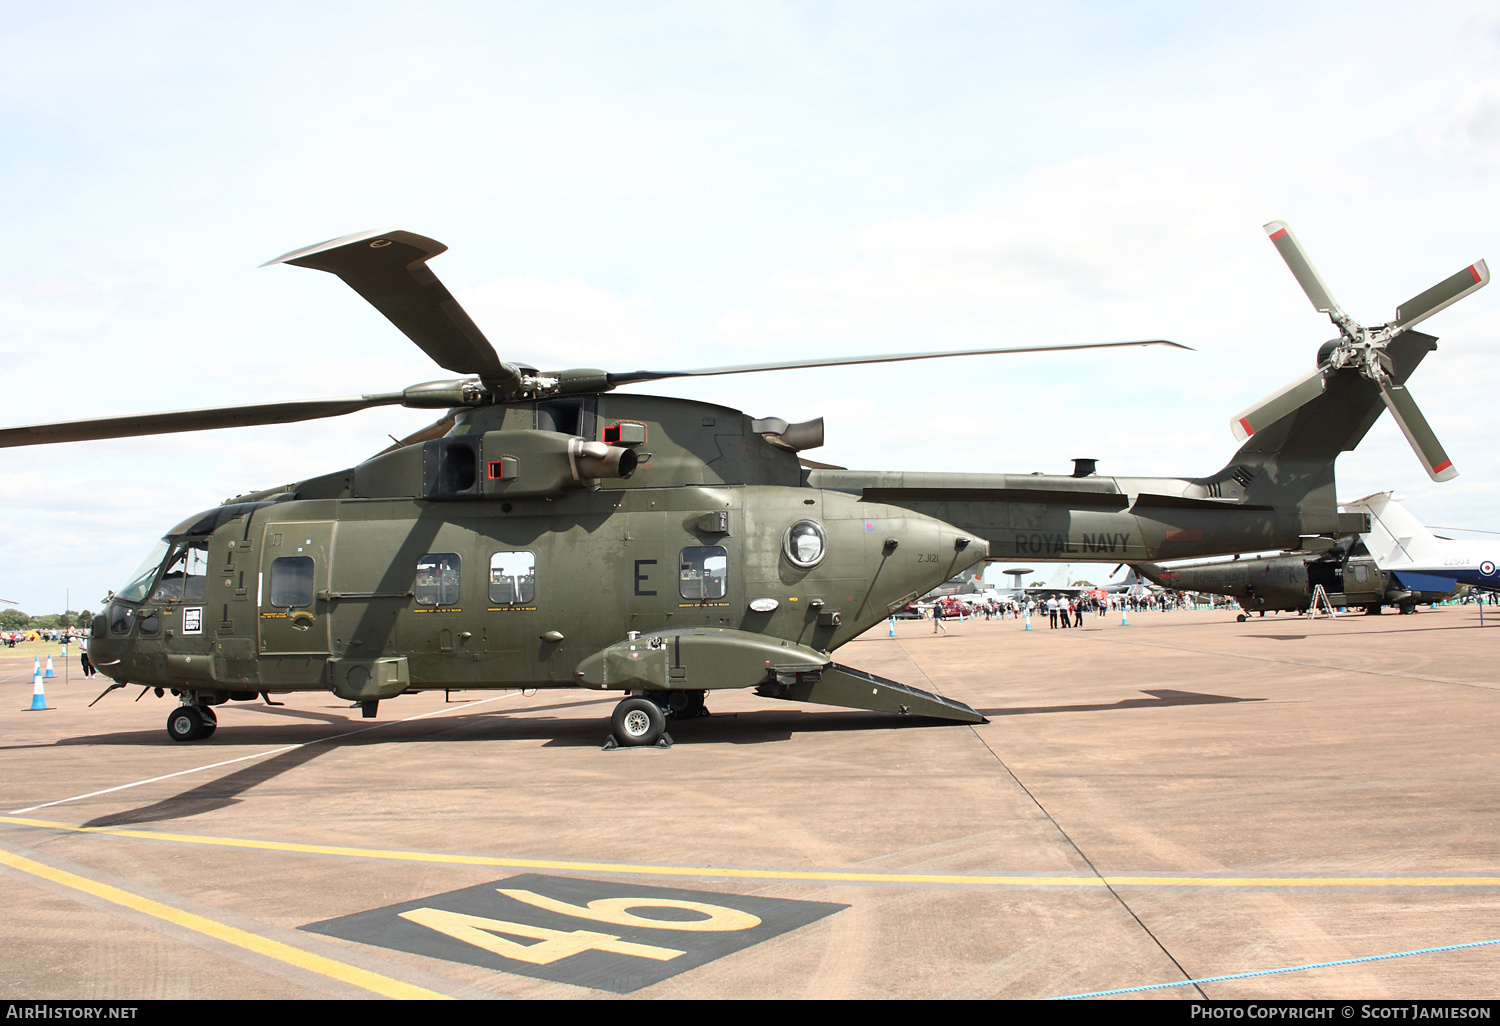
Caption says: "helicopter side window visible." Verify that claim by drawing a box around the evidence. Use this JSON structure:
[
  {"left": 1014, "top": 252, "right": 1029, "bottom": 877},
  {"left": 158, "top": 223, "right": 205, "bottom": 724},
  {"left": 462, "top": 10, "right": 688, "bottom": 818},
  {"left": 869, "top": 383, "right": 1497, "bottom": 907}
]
[
  {"left": 680, "top": 546, "right": 728, "bottom": 600},
  {"left": 416, "top": 553, "right": 461, "bottom": 606},
  {"left": 269, "top": 556, "right": 315, "bottom": 607},
  {"left": 489, "top": 552, "right": 536, "bottom": 605},
  {"left": 150, "top": 541, "right": 212, "bottom": 604}
]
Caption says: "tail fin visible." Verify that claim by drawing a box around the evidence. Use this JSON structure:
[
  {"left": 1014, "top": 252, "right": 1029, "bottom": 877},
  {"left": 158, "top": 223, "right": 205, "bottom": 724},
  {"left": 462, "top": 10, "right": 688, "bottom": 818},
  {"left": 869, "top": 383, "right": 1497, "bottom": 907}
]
[
  {"left": 1340, "top": 492, "right": 1443, "bottom": 568},
  {"left": 1199, "top": 331, "right": 1437, "bottom": 533}
]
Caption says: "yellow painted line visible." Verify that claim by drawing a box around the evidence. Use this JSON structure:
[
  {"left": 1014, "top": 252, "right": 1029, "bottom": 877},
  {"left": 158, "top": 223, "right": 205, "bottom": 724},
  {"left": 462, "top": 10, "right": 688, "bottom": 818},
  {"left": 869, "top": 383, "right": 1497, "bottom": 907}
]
[
  {"left": 4, "top": 815, "right": 1500, "bottom": 889},
  {"left": 0, "top": 844, "right": 449, "bottom": 1000}
]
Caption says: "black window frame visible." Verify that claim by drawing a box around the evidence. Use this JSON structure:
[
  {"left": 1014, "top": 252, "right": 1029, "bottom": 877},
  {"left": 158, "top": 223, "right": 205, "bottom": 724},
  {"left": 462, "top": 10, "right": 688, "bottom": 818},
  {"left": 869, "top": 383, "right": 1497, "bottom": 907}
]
[
  {"left": 415, "top": 553, "right": 462, "bottom": 607},
  {"left": 679, "top": 545, "right": 729, "bottom": 600},
  {"left": 269, "top": 555, "right": 316, "bottom": 608},
  {"left": 489, "top": 551, "right": 537, "bottom": 606}
]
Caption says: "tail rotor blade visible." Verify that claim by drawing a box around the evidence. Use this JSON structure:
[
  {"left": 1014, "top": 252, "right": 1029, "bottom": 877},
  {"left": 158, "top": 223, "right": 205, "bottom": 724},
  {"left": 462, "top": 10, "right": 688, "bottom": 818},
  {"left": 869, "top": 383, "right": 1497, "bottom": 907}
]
[
  {"left": 1264, "top": 221, "right": 1344, "bottom": 317},
  {"left": 1393, "top": 260, "right": 1490, "bottom": 332},
  {"left": 1378, "top": 381, "right": 1458, "bottom": 482},
  {"left": 1229, "top": 367, "right": 1327, "bottom": 442}
]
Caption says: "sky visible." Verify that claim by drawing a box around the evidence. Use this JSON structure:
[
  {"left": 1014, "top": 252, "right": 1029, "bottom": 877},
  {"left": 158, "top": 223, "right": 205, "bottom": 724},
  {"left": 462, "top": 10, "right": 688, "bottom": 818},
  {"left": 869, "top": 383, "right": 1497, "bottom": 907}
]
[{"left": 2, "top": 1, "right": 1499, "bottom": 613}]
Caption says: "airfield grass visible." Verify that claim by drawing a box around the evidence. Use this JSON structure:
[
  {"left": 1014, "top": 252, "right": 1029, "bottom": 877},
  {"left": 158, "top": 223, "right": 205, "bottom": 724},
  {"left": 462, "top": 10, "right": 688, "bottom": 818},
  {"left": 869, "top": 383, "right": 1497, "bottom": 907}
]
[{"left": 0, "top": 639, "right": 85, "bottom": 667}]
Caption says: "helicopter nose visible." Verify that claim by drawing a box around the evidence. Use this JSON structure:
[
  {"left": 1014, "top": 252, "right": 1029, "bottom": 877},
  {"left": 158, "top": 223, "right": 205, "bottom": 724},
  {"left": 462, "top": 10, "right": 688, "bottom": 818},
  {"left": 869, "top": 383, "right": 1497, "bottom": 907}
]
[{"left": 86, "top": 615, "right": 128, "bottom": 680}]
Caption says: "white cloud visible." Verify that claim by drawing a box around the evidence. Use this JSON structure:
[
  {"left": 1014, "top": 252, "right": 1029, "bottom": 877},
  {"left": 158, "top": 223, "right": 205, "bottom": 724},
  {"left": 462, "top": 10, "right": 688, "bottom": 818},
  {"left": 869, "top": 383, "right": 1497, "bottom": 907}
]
[
  {"left": 459, "top": 274, "right": 669, "bottom": 370},
  {"left": 708, "top": 155, "right": 1260, "bottom": 348},
  {"left": 3, "top": 3, "right": 1500, "bottom": 611}
]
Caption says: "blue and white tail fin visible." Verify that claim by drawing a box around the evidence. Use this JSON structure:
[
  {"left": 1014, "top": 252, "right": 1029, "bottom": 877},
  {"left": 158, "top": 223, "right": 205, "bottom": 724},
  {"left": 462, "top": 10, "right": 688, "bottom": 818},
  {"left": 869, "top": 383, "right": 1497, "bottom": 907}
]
[{"left": 1341, "top": 491, "right": 1444, "bottom": 568}]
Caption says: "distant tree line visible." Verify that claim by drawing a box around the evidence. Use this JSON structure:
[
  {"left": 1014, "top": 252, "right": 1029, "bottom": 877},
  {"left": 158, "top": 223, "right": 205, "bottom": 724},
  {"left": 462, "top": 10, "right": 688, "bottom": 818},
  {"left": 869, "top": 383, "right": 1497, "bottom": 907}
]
[{"left": 0, "top": 609, "right": 93, "bottom": 631}]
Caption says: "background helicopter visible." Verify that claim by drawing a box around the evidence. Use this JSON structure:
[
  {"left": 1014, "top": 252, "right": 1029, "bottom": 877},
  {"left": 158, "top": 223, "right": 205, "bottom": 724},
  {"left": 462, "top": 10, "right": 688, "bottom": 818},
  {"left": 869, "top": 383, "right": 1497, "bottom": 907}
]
[
  {"left": 1131, "top": 538, "right": 1455, "bottom": 619},
  {"left": 0, "top": 223, "right": 1484, "bottom": 746}
]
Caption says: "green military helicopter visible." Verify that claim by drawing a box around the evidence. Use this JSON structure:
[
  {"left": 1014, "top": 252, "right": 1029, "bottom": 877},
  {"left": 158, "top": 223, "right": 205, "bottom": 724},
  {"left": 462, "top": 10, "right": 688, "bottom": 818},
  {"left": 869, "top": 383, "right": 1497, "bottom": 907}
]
[
  {"left": 1130, "top": 540, "right": 1454, "bottom": 620},
  {"left": 0, "top": 223, "right": 1486, "bottom": 746}
]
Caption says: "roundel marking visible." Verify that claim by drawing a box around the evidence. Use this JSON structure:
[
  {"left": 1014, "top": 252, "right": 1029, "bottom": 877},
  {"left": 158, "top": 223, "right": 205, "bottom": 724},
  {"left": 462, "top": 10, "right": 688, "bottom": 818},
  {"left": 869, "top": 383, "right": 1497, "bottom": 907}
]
[{"left": 1481, "top": 561, "right": 1496, "bottom": 577}]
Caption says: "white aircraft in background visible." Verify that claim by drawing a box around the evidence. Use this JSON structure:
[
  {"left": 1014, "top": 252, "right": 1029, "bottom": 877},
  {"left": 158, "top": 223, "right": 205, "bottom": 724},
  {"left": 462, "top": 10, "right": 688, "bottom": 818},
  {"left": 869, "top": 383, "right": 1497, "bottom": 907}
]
[
  {"left": 968, "top": 565, "right": 1151, "bottom": 604},
  {"left": 1341, "top": 491, "right": 1500, "bottom": 593}
]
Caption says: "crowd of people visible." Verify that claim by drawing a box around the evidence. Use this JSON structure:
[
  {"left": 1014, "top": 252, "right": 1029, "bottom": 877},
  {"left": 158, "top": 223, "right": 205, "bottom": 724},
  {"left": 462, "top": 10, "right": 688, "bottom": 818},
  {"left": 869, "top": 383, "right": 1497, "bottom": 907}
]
[
  {"left": 2, "top": 626, "right": 87, "bottom": 647},
  {"left": 921, "top": 590, "right": 1239, "bottom": 630}
]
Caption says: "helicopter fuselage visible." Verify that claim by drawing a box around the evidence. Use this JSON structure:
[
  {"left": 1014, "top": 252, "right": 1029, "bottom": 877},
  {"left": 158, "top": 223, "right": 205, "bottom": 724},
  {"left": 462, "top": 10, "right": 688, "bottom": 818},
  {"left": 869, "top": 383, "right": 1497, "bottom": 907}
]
[
  {"left": 89, "top": 393, "right": 986, "bottom": 711},
  {"left": 6, "top": 223, "right": 1476, "bottom": 745},
  {"left": 83, "top": 367, "right": 1388, "bottom": 744}
]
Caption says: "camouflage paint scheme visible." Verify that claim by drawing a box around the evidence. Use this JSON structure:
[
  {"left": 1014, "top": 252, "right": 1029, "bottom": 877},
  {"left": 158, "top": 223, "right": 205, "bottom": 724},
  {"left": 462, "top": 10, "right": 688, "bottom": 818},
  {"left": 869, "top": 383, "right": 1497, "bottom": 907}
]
[
  {"left": 1131, "top": 544, "right": 1453, "bottom": 618},
  {"left": 1, "top": 227, "right": 1467, "bottom": 744}
]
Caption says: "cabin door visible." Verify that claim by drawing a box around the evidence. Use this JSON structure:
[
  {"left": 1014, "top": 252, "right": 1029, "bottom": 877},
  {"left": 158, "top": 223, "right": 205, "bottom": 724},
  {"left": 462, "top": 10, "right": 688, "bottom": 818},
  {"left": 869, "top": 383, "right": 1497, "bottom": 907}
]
[{"left": 258, "top": 521, "right": 335, "bottom": 684}]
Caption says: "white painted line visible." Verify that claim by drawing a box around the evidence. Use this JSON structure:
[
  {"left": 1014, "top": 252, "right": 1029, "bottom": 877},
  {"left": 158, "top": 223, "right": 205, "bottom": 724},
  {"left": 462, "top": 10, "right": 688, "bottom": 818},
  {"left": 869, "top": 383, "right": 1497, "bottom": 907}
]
[
  {"left": 8, "top": 692, "right": 520, "bottom": 815},
  {"left": 10, "top": 746, "right": 302, "bottom": 815}
]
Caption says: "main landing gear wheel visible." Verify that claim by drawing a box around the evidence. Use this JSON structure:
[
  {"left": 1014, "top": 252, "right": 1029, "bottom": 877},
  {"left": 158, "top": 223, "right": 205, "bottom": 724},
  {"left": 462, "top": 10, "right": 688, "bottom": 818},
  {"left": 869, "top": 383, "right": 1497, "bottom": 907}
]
[
  {"left": 167, "top": 706, "right": 211, "bottom": 742},
  {"left": 609, "top": 696, "right": 668, "bottom": 748},
  {"left": 1237, "top": 613, "right": 1248, "bottom": 622}
]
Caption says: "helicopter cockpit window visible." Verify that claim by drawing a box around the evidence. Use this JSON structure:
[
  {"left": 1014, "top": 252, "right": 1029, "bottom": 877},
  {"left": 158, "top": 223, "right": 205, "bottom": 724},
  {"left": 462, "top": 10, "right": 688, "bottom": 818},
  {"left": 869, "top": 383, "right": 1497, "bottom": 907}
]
[
  {"left": 150, "top": 541, "right": 212, "bottom": 603},
  {"left": 269, "top": 556, "right": 315, "bottom": 607},
  {"left": 416, "top": 553, "right": 461, "bottom": 606},
  {"left": 680, "top": 546, "right": 728, "bottom": 600},
  {"left": 490, "top": 552, "right": 536, "bottom": 605},
  {"left": 115, "top": 540, "right": 172, "bottom": 603}
]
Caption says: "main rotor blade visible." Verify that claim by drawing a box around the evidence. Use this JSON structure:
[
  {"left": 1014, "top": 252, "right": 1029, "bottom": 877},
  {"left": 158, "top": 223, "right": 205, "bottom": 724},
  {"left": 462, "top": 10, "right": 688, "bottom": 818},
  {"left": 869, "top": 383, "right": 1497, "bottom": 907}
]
[
  {"left": 263, "top": 230, "right": 521, "bottom": 393},
  {"left": 1264, "top": 221, "right": 1345, "bottom": 318},
  {"left": 1393, "top": 260, "right": 1489, "bottom": 332},
  {"left": 1377, "top": 380, "right": 1458, "bottom": 482},
  {"left": 370, "top": 412, "right": 458, "bottom": 458},
  {"left": 1229, "top": 367, "right": 1327, "bottom": 442},
  {"left": 605, "top": 339, "right": 1189, "bottom": 386},
  {"left": 0, "top": 394, "right": 405, "bottom": 449}
]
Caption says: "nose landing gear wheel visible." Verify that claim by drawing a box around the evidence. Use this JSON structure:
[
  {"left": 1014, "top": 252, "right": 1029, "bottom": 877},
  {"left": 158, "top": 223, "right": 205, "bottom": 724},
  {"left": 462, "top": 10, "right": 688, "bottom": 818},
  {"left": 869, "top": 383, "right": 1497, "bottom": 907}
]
[
  {"left": 167, "top": 706, "right": 209, "bottom": 742},
  {"left": 608, "top": 696, "right": 669, "bottom": 748}
]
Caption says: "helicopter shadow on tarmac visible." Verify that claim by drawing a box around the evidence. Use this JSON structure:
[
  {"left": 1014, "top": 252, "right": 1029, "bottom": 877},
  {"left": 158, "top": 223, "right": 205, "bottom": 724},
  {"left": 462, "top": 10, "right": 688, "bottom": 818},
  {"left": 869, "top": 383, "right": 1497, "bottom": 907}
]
[
  {"left": 69, "top": 697, "right": 616, "bottom": 828},
  {"left": 53, "top": 701, "right": 956, "bottom": 829},
  {"left": 1237, "top": 623, "right": 1487, "bottom": 640},
  {"left": 80, "top": 743, "right": 329, "bottom": 828},
  {"left": 976, "top": 688, "right": 1264, "bottom": 718}
]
